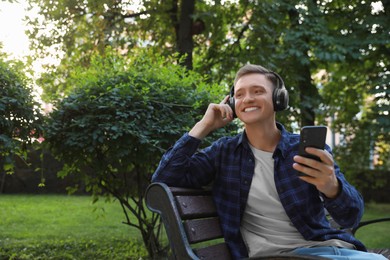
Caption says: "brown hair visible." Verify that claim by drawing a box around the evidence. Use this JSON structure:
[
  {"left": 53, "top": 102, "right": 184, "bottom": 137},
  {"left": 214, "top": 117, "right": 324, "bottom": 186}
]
[{"left": 233, "top": 64, "right": 278, "bottom": 89}]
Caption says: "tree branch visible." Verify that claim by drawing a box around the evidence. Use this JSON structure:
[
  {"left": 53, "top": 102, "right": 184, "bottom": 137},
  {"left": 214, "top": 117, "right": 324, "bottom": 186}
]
[{"left": 122, "top": 10, "right": 149, "bottom": 18}]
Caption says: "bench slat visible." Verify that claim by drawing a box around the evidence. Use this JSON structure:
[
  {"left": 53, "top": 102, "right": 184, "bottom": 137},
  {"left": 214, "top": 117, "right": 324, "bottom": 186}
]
[
  {"left": 183, "top": 217, "right": 223, "bottom": 243},
  {"left": 175, "top": 195, "right": 217, "bottom": 219},
  {"left": 193, "top": 243, "right": 232, "bottom": 260}
]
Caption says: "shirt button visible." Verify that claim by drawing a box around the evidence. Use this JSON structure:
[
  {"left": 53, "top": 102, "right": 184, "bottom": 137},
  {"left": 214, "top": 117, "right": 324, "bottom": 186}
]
[{"left": 244, "top": 180, "right": 248, "bottom": 185}]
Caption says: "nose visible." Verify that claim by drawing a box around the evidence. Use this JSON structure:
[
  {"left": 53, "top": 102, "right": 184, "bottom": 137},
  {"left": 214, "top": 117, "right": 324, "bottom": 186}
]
[{"left": 243, "top": 94, "right": 255, "bottom": 103}]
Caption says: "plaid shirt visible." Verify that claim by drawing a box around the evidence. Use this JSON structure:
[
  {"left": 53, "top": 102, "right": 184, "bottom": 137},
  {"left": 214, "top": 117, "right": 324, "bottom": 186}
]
[{"left": 152, "top": 123, "right": 366, "bottom": 259}]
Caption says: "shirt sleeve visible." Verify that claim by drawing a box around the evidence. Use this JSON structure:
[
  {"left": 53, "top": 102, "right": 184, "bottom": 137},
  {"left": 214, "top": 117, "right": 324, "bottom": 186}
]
[
  {"left": 151, "top": 133, "right": 216, "bottom": 188},
  {"left": 321, "top": 149, "right": 364, "bottom": 228}
]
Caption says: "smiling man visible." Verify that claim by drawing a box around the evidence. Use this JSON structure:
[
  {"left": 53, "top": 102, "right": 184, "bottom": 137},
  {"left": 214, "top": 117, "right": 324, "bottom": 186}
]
[{"left": 152, "top": 64, "right": 386, "bottom": 259}]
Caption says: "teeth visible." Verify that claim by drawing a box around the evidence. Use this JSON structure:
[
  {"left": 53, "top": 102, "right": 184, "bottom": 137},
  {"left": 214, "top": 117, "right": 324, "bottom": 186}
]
[{"left": 244, "top": 107, "right": 259, "bottom": 112}]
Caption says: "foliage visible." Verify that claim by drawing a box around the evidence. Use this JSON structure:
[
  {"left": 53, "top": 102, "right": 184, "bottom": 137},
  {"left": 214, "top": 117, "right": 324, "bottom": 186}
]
[
  {"left": 313, "top": 1, "right": 389, "bottom": 175},
  {"left": 22, "top": 0, "right": 389, "bottom": 253},
  {"left": 26, "top": 0, "right": 389, "bottom": 127},
  {"left": 332, "top": 90, "right": 389, "bottom": 185},
  {"left": 350, "top": 170, "right": 390, "bottom": 203},
  {"left": 0, "top": 57, "right": 43, "bottom": 176},
  {"left": 334, "top": 116, "right": 390, "bottom": 194},
  {"left": 43, "top": 49, "right": 232, "bottom": 257},
  {"left": 26, "top": 0, "right": 197, "bottom": 99}
]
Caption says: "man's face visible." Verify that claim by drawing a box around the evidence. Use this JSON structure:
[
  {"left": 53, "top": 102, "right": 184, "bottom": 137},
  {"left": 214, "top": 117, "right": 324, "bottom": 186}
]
[{"left": 234, "top": 73, "right": 275, "bottom": 125}]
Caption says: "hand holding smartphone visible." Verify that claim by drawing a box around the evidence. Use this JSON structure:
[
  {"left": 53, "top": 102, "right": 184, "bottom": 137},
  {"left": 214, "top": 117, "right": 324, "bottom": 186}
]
[{"left": 297, "top": 126, "right": 327, "bottom": 176}]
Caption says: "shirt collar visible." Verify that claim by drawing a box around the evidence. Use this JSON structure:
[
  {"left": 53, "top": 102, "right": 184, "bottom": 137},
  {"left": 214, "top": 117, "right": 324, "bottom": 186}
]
[
  {"left": 235, "top": 122, "right": 290, "bottom": 159},
  {"left": 236, "top": 130, "right": 248, "bottom": 151},
  {"left": 274, "top": 122, "right": 289, "bottom": 159}
]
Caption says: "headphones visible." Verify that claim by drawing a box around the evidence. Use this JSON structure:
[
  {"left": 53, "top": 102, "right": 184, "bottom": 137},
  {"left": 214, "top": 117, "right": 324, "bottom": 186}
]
[{"left": 228, "top": 71, "right": 289, "bottom": 117}]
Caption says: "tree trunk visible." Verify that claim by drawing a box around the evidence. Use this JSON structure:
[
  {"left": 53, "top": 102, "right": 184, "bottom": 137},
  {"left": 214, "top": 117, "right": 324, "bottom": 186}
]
[
  {"left": 288, "top": 7, "right": 319, "bottom": 126},
  {"left": 177, "top": 0, "right": 195, "bottom": 70},
  {"left": 298, "top": 65, "right": 317, "bottom": 126}
]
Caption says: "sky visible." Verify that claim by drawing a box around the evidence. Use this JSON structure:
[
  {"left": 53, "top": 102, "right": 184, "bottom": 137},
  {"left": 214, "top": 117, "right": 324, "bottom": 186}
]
[
  {"left": 0, "top": 0, "right": 31, "bottom": 61},
  {"left": 0, "top": 0, "right": 47, "bottom": 102}
]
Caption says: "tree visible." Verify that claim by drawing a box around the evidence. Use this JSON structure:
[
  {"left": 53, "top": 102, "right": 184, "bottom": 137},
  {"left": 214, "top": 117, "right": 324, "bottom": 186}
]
[
  {"left": 26, "top": 0, "right": 388, "bottom": 129},
  {"left": 0, "top": 55, "right": 43, "bottom": 192},
  {"left": 43, "top": 49, "right": 236, "bottom": 257},
  {"left": 26, "top": 0, "right": 199, "bottom": 100},
  {"left": 313, "top": 0, "right": 390, "bottom": 177},
  {"left": 26, "top": 0, "right": 389, "bottom": 246}
]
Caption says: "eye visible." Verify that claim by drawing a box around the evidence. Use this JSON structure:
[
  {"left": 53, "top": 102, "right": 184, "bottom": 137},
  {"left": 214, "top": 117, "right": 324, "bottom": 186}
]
[{"left": 254, "top": 88, "right": 264, "bottom": 95}]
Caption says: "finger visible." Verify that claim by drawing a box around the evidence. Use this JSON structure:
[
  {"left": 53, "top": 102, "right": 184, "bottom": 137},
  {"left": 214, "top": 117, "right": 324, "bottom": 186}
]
[
  {"left": 220, "top": 95, "right": 230, "bottom": 105},
  {"left": 293, "top": 154, "right": 329, "bottom": 177},
  {"left": 305, "top": 147, "right": 333, "bottom": 165},
  {"left": 298, "top": 174, "right": 317, "bottom": 186},
  {"left": 293, "top": 155, "right": 319, "bottom": 169},
  {"left": 294, "top": 154, "right": 334, "bottom": 179},
  {"left": 293, "top": 162, "right": 317, "bottom": 177},
  {"left": 217, "top": 102, "right": 233, "bottom": 119},
  {"left": 214, "top": 103, "right": 226, "bottom": 119},
  {"left": 222, "top": 105, "right": 234, "bottom": 120}
]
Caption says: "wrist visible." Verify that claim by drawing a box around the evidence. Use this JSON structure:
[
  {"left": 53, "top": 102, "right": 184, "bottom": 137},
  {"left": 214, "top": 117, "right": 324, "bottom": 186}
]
[
  {"left": 189, "top": 121, "right": 213, "bottom": 140},
  {"left": 323, "top": 180, "right": 341, "bottom": 199}
]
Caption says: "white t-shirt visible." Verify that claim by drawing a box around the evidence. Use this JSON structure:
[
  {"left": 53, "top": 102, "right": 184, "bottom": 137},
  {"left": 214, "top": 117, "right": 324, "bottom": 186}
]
[{"left": 240, "top": 145, "right": 354, "bottom": 258}]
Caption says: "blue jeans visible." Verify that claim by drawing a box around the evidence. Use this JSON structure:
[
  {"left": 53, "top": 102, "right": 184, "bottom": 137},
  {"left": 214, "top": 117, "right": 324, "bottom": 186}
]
[{"left": 292, "top": 246, "right": 387, "bottom": 260}]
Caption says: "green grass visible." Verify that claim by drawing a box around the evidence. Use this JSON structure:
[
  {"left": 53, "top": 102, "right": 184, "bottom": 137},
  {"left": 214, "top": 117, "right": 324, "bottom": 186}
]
[
  {"left": 354, "top": 203, "right": 390, "bottom": 249},
  {"left": 0, "top": 195, "right": 389, "bottom": 259},
  {"left": 0, "top": 195, "right": 148, "bottom": 259}
]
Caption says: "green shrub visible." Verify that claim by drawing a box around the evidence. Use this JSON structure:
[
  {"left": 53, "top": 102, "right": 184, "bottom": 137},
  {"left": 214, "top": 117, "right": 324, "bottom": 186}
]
[
  {"left": 0, "top": 58, "right": 43, "bottom": 174},
  {"left": 43, "top": 48, "right": 233, "bottom": 258}
]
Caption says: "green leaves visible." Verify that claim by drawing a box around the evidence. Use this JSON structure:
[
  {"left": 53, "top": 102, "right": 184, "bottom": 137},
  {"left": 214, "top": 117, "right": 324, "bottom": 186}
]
[
  {"left": 42, "top": 50, "right": 231, "bottom": 257},
  {"left": 44, "top": 49, "right": 222, "bottom": 187},
  {"left": 0, "top": 58, "right": 43, "bottom": 172}
]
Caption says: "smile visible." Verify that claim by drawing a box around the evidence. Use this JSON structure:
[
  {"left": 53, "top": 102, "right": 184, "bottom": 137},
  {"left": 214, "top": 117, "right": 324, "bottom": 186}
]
[{"left": 244, "top": 107, "right": 259, "bottom": 112}]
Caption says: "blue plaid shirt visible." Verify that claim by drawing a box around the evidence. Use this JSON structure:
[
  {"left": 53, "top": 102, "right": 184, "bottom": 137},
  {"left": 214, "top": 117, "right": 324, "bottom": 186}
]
[{"left": 152, "top": 123, "right": 366, "bottom": 259}]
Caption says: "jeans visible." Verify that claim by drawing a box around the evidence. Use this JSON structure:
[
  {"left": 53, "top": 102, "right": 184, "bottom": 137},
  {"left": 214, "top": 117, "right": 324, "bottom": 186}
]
[{"left": 292, "top": 246, "right": 387, "bottom": 260}]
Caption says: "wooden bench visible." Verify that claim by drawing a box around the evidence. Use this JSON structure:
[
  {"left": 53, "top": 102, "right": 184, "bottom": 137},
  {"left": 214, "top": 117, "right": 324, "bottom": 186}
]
[{"left": 145, "top": 182, "right": 390, "bottom": 260}]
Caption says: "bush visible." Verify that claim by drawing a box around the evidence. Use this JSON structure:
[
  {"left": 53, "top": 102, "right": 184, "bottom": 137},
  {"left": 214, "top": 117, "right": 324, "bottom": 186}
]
[
  {"left": 0, "top": 57, "right": 43, "bottom": 177},
  {"left": 351, "top": 170, "right": 390, "bottom": 203},
  {"left": 43, "top": 48, "right": 233, "bottom": 258},
  {"left": 333, "top": 118, "right": 390, "bottom": 202}
]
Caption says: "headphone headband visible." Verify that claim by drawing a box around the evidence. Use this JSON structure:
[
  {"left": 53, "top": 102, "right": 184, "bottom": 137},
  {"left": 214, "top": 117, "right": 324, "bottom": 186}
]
[{"left": 270, "top": 71, "right": 284, "bottom": 89}]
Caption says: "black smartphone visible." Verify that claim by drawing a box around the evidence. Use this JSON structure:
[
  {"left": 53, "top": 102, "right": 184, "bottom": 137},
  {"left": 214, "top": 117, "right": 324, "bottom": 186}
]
[{"left": 297, "top": 126, "right": 327, "bottom": 176}]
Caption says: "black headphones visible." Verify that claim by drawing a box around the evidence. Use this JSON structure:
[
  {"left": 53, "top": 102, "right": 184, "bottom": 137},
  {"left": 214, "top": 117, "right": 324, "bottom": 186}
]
[{"left": 228, "top": 71, "right": 289, "bottom": 117}]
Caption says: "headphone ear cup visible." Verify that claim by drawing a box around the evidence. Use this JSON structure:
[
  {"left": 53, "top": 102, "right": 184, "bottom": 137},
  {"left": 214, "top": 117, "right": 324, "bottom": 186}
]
[
  {"left": 271, "top": 71, "right": 289, "bottom": 111},
  {"left": 273, "top": 88, "right": 289, "bottom": 111},
  {"left": 229, "top": 96, "right": 237, "bottom": 118},
  {"left": 228, "top": 86, "right": 237, "bottom": 118}
]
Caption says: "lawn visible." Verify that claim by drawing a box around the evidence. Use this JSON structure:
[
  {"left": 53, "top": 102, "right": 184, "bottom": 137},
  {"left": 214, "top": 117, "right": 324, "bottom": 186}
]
[
  {"left": 354, "top": 203, "right": 390, "bottom": 249},
  {"left": 0, "top": 195, "right": 148, "bottom": 259},
  {"left": 0, "top": 195, "right": 389, "bottom": 259}
]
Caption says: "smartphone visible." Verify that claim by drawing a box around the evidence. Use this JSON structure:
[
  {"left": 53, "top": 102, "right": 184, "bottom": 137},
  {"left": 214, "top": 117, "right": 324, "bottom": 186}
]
[{"left": 297, "top": 126, "right": 327, "bottom": 176}]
